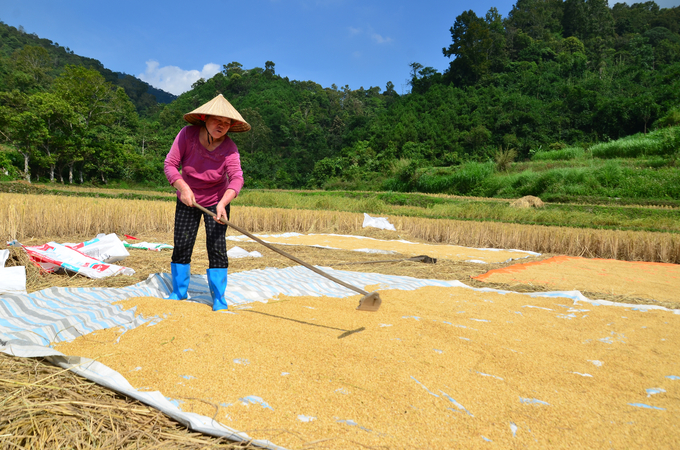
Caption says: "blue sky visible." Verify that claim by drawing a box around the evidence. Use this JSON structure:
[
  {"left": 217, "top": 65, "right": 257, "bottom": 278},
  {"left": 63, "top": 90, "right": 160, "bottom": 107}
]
[{"left": 2, "top": 0, "right": 679, "bottom": 96}]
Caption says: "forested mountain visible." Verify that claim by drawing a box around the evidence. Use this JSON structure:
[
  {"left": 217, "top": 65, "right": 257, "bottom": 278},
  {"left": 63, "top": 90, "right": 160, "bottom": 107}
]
[
  {"left": 1, "top": 1, "right": 679, "bottom": 196},
  {"left": 0, "top": 21, "right": 176, "bottom": 114}
]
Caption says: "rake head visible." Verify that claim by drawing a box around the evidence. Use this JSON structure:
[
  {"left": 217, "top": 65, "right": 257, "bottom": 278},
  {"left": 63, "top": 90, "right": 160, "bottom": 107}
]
[{"left": 356, "top": 291, "right": 382, "bottom": 312}]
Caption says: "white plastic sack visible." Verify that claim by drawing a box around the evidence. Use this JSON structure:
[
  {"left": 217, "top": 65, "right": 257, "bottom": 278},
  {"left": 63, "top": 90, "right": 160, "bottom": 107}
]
[
  {"left": 227, "top": 246, "right": 262, "bottom": 259},
  {"left": 21, "top": 242, "right": 134, "bottom": 279},
  {"left": 0, "top": 266, "right": 27, "bottom": 295},
  {"left": 362, "top": 213, "right": 396, "bottom": 231},
  {"left": 0, "top": 249, "right": 27, "bottom": 295},
  {"left": 64, "top": 233, "right": 130, "bottom": 263}
]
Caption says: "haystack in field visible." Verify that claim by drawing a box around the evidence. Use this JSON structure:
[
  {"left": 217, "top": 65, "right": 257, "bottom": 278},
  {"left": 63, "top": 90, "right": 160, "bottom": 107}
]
[{"left": 510, "top": 195, "right": 544, "bottom": 208}]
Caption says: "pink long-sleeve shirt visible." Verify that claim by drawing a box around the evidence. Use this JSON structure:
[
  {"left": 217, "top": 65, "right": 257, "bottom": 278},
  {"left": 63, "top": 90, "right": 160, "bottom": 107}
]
[{"left": 164, "top": 126, "right": 244, "bottom": 206}]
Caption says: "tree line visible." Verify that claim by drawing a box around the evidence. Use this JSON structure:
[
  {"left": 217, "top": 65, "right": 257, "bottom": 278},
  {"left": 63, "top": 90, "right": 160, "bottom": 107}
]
[{"left": 1, "top": 1, "right": 679, "bottom": 193}]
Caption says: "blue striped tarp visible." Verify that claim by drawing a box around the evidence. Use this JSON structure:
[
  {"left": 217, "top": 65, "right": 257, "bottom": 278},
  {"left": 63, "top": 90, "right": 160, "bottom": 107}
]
[{"left": 0, "top": 267, "right": 468, "bottom": 346}]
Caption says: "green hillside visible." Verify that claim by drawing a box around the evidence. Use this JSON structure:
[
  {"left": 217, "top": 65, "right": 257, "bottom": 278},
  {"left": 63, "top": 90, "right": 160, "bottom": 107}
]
[
  {"left": 1, "top": 1, "right": 679, "bottom": 205},
  {"left": 0, "top": 21, "right": 176, "bottom": 114}
]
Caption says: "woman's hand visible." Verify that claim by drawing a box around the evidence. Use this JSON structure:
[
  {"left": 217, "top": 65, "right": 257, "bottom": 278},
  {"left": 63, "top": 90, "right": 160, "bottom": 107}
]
[
  {"left": 179, "top": 186, "right": 196, "bottom": 208},
  {"left": 215, "top": 189, "right": 237, "bottom": 223},
  {"left": 215, "top": 203, "right": 229, "bottom": 223},
  {"left": 172, "top": 179, "right": 195, "bottom": 207}
]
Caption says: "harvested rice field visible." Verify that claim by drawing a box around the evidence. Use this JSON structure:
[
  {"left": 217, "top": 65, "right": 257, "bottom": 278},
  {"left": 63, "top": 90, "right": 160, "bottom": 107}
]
[{"left": 4, "top": 227, "right": 680, "bottom": 449}]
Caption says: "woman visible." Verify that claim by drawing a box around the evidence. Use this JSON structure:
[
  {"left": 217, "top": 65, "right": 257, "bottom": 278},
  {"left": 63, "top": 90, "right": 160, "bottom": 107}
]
[{"left": 164, "top": 94, "right": 250, "bottom": 311}]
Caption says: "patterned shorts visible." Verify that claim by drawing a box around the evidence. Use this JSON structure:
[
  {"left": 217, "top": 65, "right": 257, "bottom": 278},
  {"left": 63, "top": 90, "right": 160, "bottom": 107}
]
[{"left": 171, "top": 200, "right": 230, "bottom": 268}]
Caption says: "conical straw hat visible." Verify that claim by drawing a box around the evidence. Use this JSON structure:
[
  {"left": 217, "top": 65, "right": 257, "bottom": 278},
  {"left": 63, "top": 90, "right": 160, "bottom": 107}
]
[{"left": 183, "top": 94, "right": 251, "bottom": 133}]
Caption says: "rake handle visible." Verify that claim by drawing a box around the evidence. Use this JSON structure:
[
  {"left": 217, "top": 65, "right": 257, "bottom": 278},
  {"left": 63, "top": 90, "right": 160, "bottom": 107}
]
[{"left": 192, "top": 202, "right": 370, "bottom": 297}]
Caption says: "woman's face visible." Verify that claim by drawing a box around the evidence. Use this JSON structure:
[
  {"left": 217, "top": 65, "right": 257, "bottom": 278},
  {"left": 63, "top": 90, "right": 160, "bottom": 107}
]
[{"left": 205, "top": 115, "right": 232, "bottom": 139}]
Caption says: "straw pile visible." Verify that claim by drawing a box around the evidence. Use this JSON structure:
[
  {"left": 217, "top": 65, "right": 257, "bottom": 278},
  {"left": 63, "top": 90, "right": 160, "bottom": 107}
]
[
  {"left": 509, "top": 195, "right": 544, "bottom": 208},
  {"left": 0, "top": 354, "right": 259, "bottom": 449}
]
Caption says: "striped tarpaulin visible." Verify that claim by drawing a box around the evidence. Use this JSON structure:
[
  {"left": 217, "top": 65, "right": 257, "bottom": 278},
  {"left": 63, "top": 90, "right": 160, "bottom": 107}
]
[{"left": 0, "top": 267, "right": 469, "bottom": 346}]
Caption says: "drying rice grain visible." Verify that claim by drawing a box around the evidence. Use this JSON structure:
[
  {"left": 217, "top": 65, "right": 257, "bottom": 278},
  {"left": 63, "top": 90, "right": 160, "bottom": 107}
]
[
  {"left": 56, "top": 285, "right": 680, "bottom": 449},
  {"left": 232, "top": 233, "right": 534, "bottom": 264},
  {"left": 474, "top": 255, "right": 680, "bottom": 305}
]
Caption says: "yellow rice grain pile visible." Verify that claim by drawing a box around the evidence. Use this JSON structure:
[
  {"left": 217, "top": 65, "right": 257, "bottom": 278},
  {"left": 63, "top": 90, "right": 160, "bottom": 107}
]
[
  {"left": 474, "top": 256, "right": 680, "bottom": 305},
  {"left": 232, "top": 234, "right": 534, "bottom": 264},
  {"left": 56, "top": 285, "right": 680, "bottom": 449}
]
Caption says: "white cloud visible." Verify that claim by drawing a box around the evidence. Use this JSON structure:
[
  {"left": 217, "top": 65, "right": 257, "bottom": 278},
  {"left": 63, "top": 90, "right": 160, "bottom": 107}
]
[
  {"left": 371, "top": 33, "right": 393, "bottom": 44},
  {"left": 138, "top": 61, "right": 221, "bottom": 96},
  {"left": 347, "top": 26, "right": 393, "bottom": 45}
]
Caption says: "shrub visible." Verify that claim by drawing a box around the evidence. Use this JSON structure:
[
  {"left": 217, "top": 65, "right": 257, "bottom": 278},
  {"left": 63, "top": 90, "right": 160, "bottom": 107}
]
[
  {"left": 594, "top": 162, "right": 623, "bottom": 188},
  {"left": 659, "top": 127, "right": 680, "bottom": 156},
  {"left": 0, "top": 150, "right": 20, "bottom": 181},
  {"left": 549, "top": 142, "right": 567, "bottom": 150},
  {"left": 417, "top": 162, "right": 494, "bottom": 195},
  {"left": 310, "top": 157, "right": 344, "bottom": 186},
  {"left": 382, "top": 159, "right": 421, "bottom": 192},
  {"left": 531, "top": 147, "right": 585, "bottom": 161},
  {"left": 654, "top": 109, "right": 680, "bottom": 128},
  {"left": 494, "top": 147, "right": 517, "bottom": 172},
  {"left": 590, "top": 129, "right": 674, "bottom": 158}
]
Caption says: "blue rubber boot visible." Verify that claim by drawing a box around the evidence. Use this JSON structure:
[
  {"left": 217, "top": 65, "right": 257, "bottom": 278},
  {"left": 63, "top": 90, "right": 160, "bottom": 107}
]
[
  {"left": 167, "top": 263, "right": 190, "bottom": 300},
  {"left": 207, "top": 268, "right": 229, "bottom": 311}
]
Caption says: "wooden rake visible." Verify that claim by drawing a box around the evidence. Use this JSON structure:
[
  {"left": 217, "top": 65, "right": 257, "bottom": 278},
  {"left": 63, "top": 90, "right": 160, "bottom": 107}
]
[{"left": 193, "top": 202, "right": 382, "bottom": 312}]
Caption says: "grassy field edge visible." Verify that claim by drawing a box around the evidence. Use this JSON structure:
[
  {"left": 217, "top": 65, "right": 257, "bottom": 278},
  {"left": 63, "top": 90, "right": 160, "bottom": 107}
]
[{"left": 2, "top": 182, "right": 679, "bottom": 235}]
